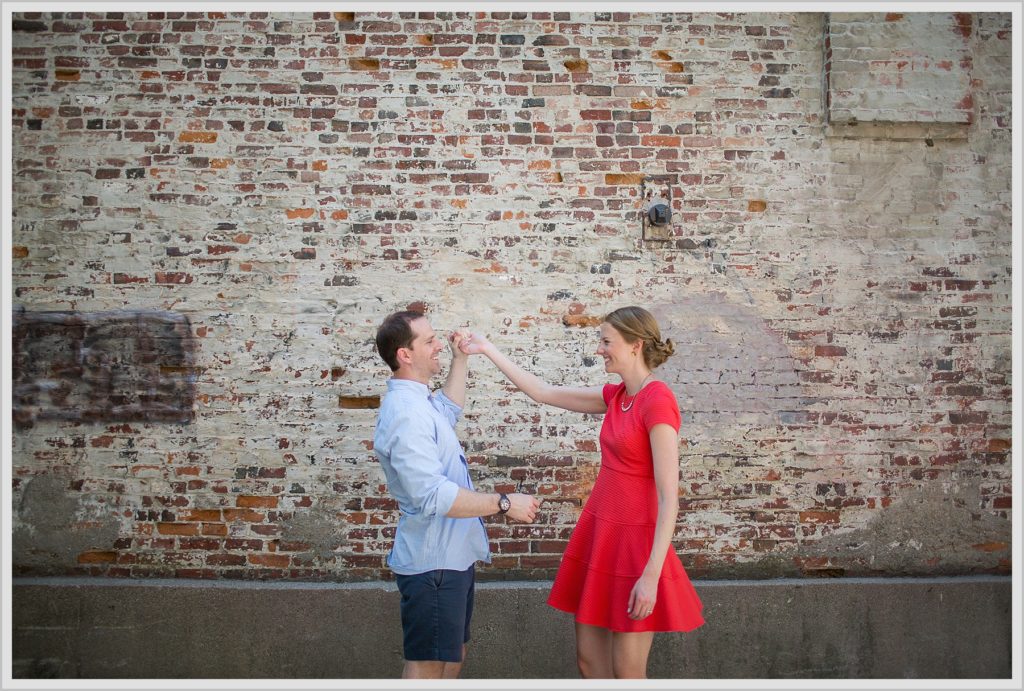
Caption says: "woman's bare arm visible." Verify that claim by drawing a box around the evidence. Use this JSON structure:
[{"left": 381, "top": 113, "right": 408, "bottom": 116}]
[{"left": 460, "top": 333, "right": 607, "bottom": 414}]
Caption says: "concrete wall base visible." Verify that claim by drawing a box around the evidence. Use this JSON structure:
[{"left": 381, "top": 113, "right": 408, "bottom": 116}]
[{"left": 12, "top": 576, "right": 1011, "bottom": 679}]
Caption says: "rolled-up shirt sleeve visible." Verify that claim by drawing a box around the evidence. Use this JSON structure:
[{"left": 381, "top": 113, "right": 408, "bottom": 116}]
[{"left": 385, "top": 411, "right": 460, "bottom": 518}]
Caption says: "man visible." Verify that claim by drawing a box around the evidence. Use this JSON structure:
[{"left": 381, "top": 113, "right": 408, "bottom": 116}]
[{"left": 373, "top": 310, "right": 540, "bottom": 679}]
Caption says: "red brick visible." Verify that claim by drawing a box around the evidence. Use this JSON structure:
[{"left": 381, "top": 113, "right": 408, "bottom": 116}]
[
  {"left": 237, "top": 495, "right": 279, "bottom": 509},
  {"left": 349, "top": 58, "right": 380, "bottom": 70},
  {"left": 223, "top": 509, "right": 266, "bottom": 522},
  {"left": 339, "top": 395, "right": 381, "bottom": 409},
  {"left": 179, "top": 131, "right": 217, "bottom": 143},
  {"left": 157, "top": 522, "right": 200, "bottom": 536},
  {"left": 155, "top": 272, "right": 193, "bottom": 284},
  {"left": 249, "top": 553, "right": 291, "bottom": 568}
]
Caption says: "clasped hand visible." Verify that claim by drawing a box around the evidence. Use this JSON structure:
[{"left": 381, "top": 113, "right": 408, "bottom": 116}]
[
  {"left": 455, "top": 331, "right": 490, "bottom": 356},
  {"left": 448, "top": 330, "right": 471, "bottom": 358}
]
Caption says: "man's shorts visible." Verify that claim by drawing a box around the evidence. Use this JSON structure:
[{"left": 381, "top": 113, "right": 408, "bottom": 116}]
[{"left": 395, "top": 565, "right": 475, "bottom": 662}]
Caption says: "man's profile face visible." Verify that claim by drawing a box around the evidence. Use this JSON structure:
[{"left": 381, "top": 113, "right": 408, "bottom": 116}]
[{"left": 403, "top": 317, "right": 444, "bottom": 381}]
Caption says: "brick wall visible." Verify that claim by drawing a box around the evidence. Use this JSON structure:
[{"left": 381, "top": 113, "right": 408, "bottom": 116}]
[{"left": 9, "top": 11, "right": 1013, "bottom": 581}]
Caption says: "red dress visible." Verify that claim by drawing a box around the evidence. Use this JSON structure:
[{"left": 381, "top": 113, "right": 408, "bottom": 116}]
[{"left": 547, "top": 381, "right": 705, "bottom": 632}]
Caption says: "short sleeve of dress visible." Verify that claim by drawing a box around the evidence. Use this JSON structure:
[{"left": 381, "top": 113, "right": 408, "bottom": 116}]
[
  {"left": 640, "top": 382, "right": 681, "bottom": 433},
  {"left": 602, "top": 382, "right": 623, "bottom": 407}
]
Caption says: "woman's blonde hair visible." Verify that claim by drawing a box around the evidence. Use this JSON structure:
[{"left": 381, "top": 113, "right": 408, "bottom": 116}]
[{"left": 604, "top": 305, "right": 675, "bottom": 369}]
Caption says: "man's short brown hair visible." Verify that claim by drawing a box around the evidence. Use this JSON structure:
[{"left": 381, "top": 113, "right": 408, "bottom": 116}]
[{"left": 375, "top": 310, "right": 424, "bottom": 372}]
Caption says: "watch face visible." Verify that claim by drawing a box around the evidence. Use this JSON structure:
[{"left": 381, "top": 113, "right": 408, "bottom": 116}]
[{"left": 499, "top": 496, "right": 511, "bottom": 512}]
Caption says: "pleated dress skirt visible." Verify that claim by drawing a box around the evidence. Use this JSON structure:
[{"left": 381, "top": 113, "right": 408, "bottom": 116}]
[{"left": 547, "top": 464, "right": 705, "bottom": 633}]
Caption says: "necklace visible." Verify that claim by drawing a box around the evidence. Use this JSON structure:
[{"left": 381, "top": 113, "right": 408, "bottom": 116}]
[{"left": 620, "top": 373, "right": 653, "bottom": 412}]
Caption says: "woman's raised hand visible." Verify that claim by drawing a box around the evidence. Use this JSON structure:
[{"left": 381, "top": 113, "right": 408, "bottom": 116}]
[{"left": 458, "top": 332, "right": 492, "bottom": 356}]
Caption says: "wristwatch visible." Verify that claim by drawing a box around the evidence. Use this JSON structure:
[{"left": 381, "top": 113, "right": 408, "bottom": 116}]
[{"left": 497, "top": 493, "right": 511, "bottom": 514}]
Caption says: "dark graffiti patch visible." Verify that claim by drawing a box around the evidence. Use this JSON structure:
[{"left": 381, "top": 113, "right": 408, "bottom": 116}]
[{"left": 13, "top": 310, "right": 197, "bottom": 427}]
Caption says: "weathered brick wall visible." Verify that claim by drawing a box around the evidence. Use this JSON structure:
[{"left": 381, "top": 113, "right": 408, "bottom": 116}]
[{"left": 10, "top": 11, "right": 1012, "bottom": 581}]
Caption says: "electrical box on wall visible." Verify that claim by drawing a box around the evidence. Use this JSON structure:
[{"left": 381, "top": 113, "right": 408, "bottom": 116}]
[{"left": 641, "top": 176, "right": 674, "bottom": 242}]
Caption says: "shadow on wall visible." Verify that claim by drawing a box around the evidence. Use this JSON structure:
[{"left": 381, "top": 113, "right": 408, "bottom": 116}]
[
  {"left": 648, "top": 295, "right": 1010, "bottom": 578},
  {"left": 651, "top": 295, "right": 807, "bottom": 425}
]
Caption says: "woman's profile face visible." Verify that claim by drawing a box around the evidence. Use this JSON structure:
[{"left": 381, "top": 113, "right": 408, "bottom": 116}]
[{"left": 596, "top": 322, "right": 637, "bottom": 374}]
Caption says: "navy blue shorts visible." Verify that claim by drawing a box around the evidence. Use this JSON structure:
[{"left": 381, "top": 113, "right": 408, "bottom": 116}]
[{"left": 395, "top": 565, "right": 475, "bottom": 662}]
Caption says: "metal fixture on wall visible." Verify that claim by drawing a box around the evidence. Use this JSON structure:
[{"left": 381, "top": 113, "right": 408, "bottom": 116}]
[{"left": 641, "top": 175, "right": 674, "bottom": 242}]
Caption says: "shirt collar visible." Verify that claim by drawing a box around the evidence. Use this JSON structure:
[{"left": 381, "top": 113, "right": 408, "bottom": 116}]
[{"left": 387, "top": 377, "right": 431, "bottom": 397}]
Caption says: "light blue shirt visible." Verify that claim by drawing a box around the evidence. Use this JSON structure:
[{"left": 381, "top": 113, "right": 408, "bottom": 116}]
[{"left": 373, "top": 378, "right": 490, "bottom": 575}]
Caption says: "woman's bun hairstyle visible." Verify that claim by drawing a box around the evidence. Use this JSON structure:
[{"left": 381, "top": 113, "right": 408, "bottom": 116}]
[{"left": 646, "top": 336, "right": 675, "bottom": 369}]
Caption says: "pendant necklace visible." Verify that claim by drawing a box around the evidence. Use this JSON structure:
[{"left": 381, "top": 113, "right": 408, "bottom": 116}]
[{"left": 620, "top": 372, "right": 653, "bottom": 412}]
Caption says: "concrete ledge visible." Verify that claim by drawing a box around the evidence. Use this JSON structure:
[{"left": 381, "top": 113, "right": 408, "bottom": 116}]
[{"left": 11, "top": 576, "right": 1011, "bottom": 679}]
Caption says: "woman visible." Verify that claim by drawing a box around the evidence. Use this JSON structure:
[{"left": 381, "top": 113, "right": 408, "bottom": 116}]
[{"left": 460, "top": 306, "right": 704, "bottom": 678}]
